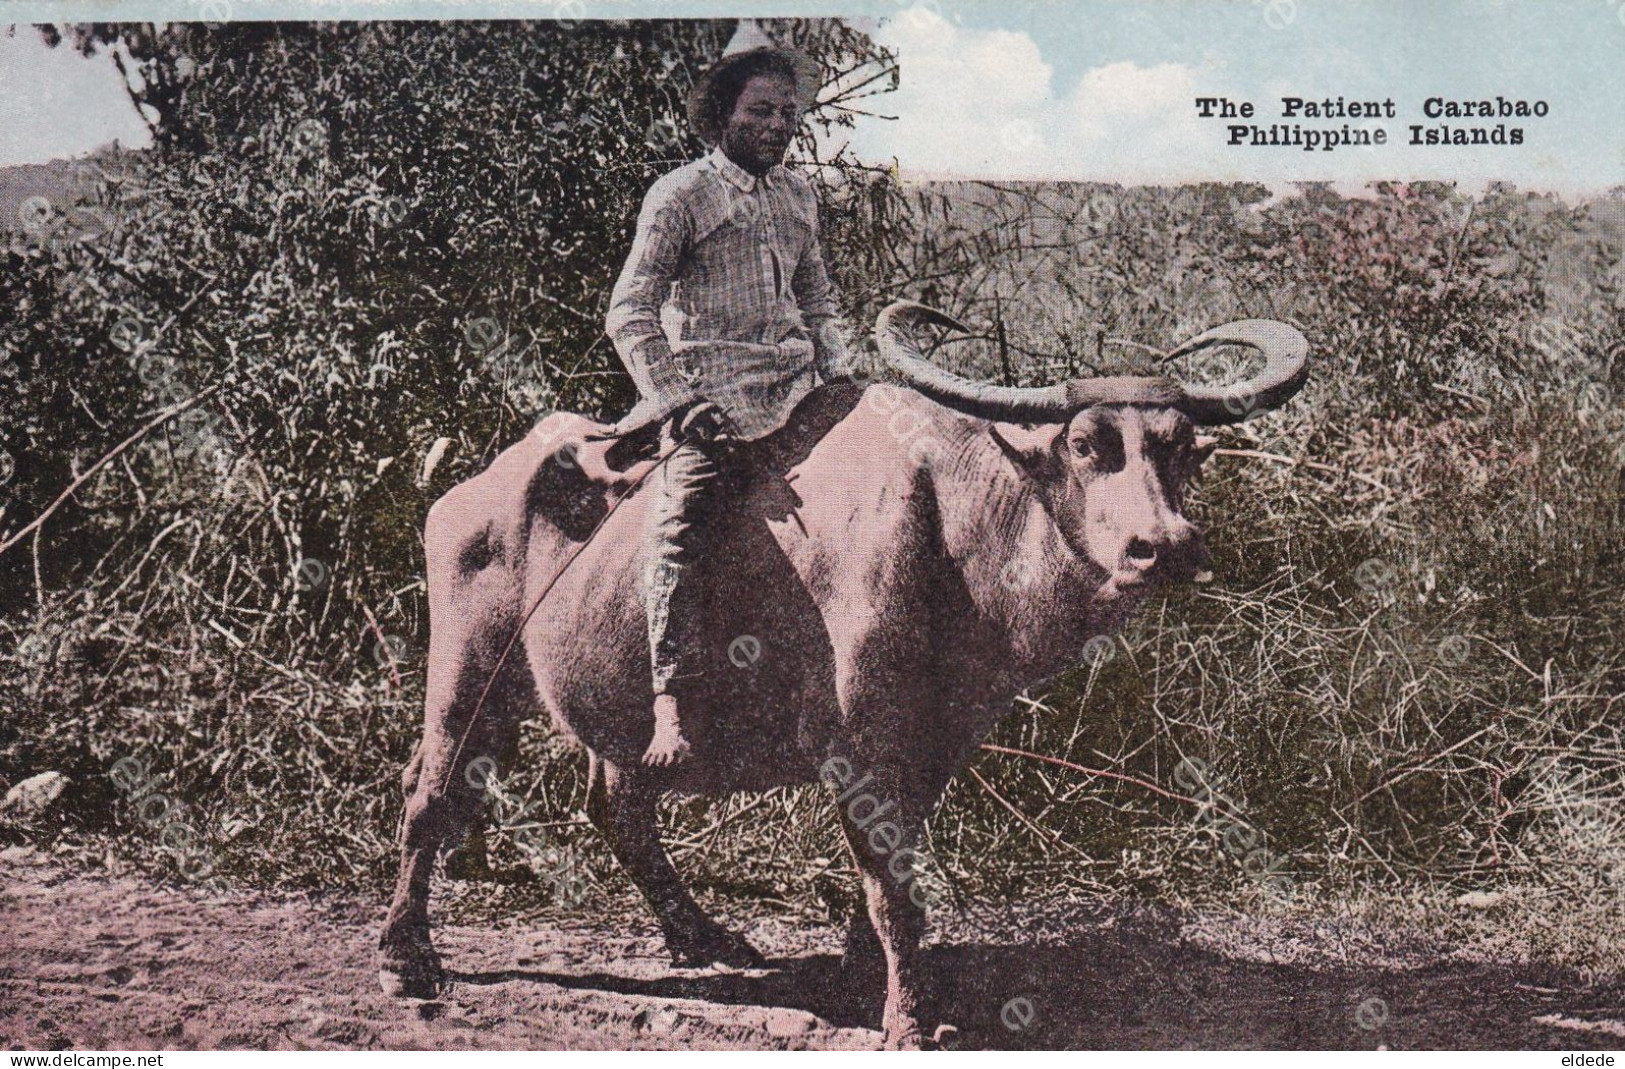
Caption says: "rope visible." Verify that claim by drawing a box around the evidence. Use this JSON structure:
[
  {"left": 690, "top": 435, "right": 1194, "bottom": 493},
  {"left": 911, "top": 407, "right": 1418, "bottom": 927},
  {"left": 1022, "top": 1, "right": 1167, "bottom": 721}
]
[{"left": 432, "top": 439, "right": 679, "bottom": 799}]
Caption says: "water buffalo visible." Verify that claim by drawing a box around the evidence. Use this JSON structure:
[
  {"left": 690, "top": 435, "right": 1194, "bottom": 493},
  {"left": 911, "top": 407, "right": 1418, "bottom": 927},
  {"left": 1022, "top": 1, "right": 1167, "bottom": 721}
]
[{"left": 378, "top": 302, "right": 1309, "bottom": 1048}]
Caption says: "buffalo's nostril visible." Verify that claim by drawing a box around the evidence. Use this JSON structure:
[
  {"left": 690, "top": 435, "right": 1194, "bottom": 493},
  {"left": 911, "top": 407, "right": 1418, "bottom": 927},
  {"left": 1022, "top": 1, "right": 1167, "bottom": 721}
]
[
  {"left": 1125, "top": 537, "right": 1158, "bottom": 569},
  {"left": 1156, "top": 528, "right": 1207, "bottom": 582}
]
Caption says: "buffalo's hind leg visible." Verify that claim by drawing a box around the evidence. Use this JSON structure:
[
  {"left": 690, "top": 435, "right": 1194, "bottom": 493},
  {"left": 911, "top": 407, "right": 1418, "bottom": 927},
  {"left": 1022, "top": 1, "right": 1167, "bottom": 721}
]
[
  {"left": 378, "top": 766, "right": 450, "bottom": 997},
  {"left": 586, "top": 754, "right": 764, "bottom": 969},
  {"left": 379, "top": 662, "right": 528, "bottom": 997},
  {"left": 379, "top": 504, "right": 530, "bottom": 998}
]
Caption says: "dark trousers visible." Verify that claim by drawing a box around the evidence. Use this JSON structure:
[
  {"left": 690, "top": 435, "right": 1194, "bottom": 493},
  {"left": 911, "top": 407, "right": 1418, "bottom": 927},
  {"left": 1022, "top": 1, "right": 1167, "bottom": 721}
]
[{"left": 645, "top": 407, "right": 731, "bottom": 695}]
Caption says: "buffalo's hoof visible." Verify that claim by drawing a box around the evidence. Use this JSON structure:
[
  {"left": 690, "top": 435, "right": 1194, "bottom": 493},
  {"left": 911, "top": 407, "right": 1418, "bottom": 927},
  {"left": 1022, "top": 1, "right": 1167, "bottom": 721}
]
[{"left": 377, "top": 946, "right": 443, "bottom": 1000}]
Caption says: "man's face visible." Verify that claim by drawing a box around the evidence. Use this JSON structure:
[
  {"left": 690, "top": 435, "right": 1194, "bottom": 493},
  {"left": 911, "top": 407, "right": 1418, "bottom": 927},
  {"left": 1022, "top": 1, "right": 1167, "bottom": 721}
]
[{"left": 720, "top": 74, "right": 800, "bottom": 175}]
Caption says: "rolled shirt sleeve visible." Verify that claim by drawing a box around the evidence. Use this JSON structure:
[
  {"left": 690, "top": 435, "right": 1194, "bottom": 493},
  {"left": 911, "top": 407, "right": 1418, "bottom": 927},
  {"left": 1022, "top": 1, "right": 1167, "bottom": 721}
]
[{"left": 606, "top": 178, "right": 701, "bottom": 408}]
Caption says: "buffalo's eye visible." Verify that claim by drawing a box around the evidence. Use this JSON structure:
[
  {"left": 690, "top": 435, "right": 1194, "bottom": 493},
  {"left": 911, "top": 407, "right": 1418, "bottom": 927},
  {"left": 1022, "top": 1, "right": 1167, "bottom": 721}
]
[
  {"left": 1084, "top": 427, "right": 1125, "bottom": 472},
  {"left": 1068, "top": 434, "right": 1093, "bottom": 458}
]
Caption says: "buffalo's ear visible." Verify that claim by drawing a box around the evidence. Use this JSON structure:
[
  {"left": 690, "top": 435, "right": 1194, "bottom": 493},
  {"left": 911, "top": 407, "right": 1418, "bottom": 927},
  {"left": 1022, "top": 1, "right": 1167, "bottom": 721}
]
[{"left": 988, "top": 422, "right": 1064, "bottom": 476}]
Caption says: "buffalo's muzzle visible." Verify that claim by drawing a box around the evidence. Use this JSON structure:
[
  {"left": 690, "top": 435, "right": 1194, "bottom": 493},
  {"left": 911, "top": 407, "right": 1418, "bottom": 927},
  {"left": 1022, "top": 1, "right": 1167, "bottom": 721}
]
[{"left": 1123, "top": 525, "right": 1209, "bottom": 585}]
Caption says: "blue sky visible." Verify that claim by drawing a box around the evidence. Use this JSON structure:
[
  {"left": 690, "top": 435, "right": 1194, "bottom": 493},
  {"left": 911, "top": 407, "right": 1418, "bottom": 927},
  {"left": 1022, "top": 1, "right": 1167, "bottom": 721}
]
[{"left": 3, "top": 0, "right": 1622, "bottom": 192}]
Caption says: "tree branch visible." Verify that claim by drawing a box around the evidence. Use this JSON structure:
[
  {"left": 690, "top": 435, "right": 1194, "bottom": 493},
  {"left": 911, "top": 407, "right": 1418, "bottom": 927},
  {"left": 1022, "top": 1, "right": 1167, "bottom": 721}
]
[{"left": 0, "top": 385, "right": 221, "bottom": 559}]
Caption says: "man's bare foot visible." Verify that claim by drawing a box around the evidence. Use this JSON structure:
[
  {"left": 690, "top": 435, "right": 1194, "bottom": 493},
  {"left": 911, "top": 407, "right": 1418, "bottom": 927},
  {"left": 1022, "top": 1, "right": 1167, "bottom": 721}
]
[{"left": 643, "top": 693, "right": 693, "bottom": 766}]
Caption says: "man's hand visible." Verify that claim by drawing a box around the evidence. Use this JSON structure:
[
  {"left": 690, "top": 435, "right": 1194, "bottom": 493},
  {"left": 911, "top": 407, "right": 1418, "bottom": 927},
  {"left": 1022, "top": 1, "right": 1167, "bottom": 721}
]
[
  {"left": 819, "top": 335, "right": 883, "bottom": 387},
  {"left": 677, "top": 400, "right": 737, "bottom": 444}
]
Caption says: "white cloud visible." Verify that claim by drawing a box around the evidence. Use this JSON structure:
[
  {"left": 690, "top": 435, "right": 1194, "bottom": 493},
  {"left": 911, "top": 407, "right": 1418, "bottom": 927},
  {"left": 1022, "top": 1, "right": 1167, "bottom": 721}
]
[
  {"left": 1075, "top": 61, "right": 1196, "bottom": 124},
  {"left": 853, "top": 7, "right": 1214, "bottom": 182},
  {"left": 1071, "top": 61, "right": 1204, "bottom": 167},
  {"left": 856, "top": 6, "right": 1056, "bottom": 173}
]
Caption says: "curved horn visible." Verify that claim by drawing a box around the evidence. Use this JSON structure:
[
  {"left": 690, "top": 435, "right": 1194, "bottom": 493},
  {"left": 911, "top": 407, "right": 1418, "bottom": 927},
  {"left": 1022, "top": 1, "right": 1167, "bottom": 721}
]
[
  {"left": 875, "top": 301, "right": 1181, "bottom": 424},
  {"left": 875, "top": 301, "right": 1309, "bottom": 426},
  {"left": 1162, "top": 319, "right": 1309, "bottom": 425}
]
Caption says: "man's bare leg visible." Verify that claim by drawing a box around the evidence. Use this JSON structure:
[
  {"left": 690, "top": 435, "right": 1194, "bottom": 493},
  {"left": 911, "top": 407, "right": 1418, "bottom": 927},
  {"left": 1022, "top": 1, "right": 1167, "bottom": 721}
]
[{"left": 644, "top": 692, "right": 693, "bottom": 767}]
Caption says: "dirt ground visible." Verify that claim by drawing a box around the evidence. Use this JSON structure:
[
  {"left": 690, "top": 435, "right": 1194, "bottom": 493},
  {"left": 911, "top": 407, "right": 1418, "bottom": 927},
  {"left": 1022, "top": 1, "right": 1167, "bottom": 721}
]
[{"left": 3, "top": 844, "right": 1624, "bottom": 1051}]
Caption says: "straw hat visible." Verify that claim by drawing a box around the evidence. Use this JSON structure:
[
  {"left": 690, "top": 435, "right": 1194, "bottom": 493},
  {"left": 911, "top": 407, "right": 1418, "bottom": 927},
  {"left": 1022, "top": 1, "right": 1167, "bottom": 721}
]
[{"left": 687, "top": 21, "right": 823, "bottom": 146}]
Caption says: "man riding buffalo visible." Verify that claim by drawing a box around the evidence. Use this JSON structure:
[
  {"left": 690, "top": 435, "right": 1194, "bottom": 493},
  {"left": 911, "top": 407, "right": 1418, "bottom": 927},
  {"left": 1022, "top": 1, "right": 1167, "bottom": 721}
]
[{"left": 605, "top": 40, "right": 854, "bottom": 766}]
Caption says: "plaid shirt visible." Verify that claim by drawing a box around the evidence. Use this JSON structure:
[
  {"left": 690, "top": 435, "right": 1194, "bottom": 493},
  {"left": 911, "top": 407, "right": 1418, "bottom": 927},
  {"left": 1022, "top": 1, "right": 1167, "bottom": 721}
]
[{"left": 606, "top": 149, "right": 852, "bottom": 441}]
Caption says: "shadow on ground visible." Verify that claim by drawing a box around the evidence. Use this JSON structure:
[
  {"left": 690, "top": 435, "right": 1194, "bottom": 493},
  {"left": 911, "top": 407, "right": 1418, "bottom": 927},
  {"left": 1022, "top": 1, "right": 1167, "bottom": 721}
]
[{"left": 450, "top": 916, "right": 1620, "bottom": 1050}]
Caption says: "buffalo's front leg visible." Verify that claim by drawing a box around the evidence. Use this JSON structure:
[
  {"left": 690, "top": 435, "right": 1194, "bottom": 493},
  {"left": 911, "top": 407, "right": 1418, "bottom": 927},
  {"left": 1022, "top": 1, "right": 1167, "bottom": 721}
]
[
  {"left": 834, "top": 772, "right": 931, "bottom": 1049},
  {"left": 586, "top": 754, "right": 763, "bottom": 968}
]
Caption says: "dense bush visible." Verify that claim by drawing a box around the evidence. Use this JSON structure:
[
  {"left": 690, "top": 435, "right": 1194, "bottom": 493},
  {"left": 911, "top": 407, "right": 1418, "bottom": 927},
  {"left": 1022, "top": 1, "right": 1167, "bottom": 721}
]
[{"left": 2, "top": 19, "right": 1623, "bottom": 971}]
